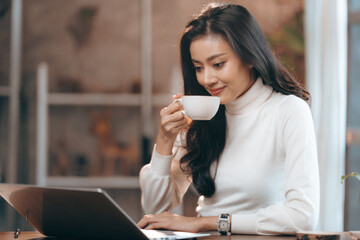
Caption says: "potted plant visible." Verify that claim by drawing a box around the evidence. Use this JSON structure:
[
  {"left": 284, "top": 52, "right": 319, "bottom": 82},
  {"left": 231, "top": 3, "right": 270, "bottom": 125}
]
[
  {"left": 341, "top": 172, "right": 360, "bottom": 183},
  {"left": 341, "top": 172, "right": 359, "bottom": 203}
]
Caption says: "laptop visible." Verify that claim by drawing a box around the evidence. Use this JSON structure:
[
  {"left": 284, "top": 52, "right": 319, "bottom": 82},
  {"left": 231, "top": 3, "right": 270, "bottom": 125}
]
[{"left": 0, "top": 184, "right": 210, "bottom": 239}]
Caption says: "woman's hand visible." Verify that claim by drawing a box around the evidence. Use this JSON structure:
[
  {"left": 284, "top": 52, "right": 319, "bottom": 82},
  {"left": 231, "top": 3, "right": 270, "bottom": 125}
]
[
  {"left": 138, "top": 212, "right": 212, "bottom": 233},
  {"left": 155, "top": 94, "right": 189, "bottom": 155}
]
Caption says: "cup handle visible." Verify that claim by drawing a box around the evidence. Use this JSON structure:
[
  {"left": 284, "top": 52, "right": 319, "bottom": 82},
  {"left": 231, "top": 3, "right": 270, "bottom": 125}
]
[
  {"left": 173, "top": 98, "right": 186, "bottom": 117},
  {"left": 173, "top": 98, "right": 182, "bottom": 105}
]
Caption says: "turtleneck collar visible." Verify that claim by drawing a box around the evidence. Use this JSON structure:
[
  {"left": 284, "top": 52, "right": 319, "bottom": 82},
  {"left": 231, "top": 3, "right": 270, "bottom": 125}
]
[{"left": 225, "top": 77, "right": 274, "bottom": 115}]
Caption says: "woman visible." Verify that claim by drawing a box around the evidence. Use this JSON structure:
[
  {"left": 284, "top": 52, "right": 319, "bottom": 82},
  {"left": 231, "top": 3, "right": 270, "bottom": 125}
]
[{"left": 138, "top": 3, "right": 319, "bottom": 235}]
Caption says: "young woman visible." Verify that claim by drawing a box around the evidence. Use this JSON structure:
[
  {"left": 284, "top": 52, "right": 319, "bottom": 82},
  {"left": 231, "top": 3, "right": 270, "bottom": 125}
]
[{"left": 137, "top": 3, "right": 319, "bottom": 235}]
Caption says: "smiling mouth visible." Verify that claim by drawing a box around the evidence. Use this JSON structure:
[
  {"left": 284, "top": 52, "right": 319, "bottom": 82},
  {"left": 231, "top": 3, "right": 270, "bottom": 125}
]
[{"left": 209, "top": 87, "right": 225, "bottom": 95}]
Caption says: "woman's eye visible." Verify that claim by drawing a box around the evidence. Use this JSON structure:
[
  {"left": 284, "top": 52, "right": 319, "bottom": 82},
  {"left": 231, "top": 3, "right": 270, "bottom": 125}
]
[
  {"left": 214, "top": 62, "right": 224, "bottom": 68},
  {"left": 194, "top": 66, "right": 203, "bottom": 72}
]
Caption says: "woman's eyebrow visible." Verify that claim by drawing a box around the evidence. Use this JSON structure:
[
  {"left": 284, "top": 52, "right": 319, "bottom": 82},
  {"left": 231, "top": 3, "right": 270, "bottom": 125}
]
[{"left": 192, "top": 53, "right": 227, "bottom": 63}]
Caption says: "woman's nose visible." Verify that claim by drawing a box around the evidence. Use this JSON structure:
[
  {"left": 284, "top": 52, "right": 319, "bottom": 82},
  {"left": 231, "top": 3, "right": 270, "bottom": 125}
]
[{"left": 203, "top": 68, "right": 218, "bottom": 85}]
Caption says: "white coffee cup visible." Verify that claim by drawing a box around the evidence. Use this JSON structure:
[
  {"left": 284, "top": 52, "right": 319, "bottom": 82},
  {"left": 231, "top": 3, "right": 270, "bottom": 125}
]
[{"left": 174, "top": 96, "right": 220, "bottom": 120}]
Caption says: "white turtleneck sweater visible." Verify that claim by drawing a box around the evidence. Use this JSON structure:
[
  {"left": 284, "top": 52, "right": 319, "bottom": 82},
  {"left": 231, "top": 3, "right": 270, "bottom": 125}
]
[{"left": 139, "top": 78, "right": 320, "bottom": 235}]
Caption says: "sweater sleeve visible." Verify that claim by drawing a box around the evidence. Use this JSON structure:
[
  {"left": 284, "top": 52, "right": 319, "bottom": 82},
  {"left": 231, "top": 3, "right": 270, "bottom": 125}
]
[
  {"left": 139, "top": 133, "right": 192, "bottom": 214},
  {"left": 232, "top": 97, "right": 320, "bottom": 235}
]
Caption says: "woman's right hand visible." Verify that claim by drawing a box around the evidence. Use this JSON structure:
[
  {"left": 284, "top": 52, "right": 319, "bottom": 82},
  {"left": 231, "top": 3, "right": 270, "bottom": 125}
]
[{"left": 155, "top": 94, "right": 188, "bottom": 155}]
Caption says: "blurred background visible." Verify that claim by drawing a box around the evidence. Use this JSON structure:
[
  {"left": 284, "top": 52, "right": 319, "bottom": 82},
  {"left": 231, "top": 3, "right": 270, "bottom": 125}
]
[{"left": 0, "top": 0, "right": 359, "bottom": 233}]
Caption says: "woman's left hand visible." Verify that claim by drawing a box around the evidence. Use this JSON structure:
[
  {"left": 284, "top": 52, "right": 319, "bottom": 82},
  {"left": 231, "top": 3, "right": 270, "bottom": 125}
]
[{"left": 137, "top": 211, "right": 205, "bottom": 233}]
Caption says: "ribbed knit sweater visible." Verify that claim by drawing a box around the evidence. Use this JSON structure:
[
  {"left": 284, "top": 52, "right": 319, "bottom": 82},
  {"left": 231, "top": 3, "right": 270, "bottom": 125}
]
[{"left": 139, "top": 78, "right": 320, "bottom": 235}]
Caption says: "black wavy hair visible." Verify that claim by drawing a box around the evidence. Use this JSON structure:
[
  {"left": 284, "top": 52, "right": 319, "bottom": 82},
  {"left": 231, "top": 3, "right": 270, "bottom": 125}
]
[{"left": 179, "top": 3, "right": 310, "bottom": 198}]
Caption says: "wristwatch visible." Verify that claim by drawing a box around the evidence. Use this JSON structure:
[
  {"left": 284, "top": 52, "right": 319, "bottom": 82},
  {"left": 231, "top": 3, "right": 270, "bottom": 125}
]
[{"left": 216, "top": 213, "right": 231, "bottom": 235}]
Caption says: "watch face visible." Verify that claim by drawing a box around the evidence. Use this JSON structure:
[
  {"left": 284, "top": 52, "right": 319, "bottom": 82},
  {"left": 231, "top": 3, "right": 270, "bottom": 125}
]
[
  {"left": 217, "top": 214, "right": 230, "bottom": 234},
  {"left": 219, "top": 220, "right": 229, "bottom": 231}
]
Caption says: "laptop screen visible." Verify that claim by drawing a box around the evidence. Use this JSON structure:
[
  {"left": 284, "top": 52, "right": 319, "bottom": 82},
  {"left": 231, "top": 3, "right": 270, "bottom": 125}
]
[{"left": 0, "top": 184, "right": 147, "bottom": 239}]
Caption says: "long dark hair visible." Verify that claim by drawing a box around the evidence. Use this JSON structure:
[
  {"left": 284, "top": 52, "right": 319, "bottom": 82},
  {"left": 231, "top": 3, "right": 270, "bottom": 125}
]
[{"left": 179, "top": 3, "right": 310, "bottom": 198}]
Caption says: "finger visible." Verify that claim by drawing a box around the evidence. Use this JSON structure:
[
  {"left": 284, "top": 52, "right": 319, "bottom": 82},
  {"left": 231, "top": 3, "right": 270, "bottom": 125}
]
[
  {"left": 171, "top": 113, "right": 189, "bottom": 127},
  {"left": 172, "top": 119, "right": 189, "bottom": 131},
  {"left": 162, "top": 120, "right": 188, "bottom": 136},
  {"left": 160, "top": 103, "right": 182, "bottom": 117},
  {"left": 164, "top": 112, "right": 188, "bottom": 126},
  {"left": 174, "top": 114, "right": 188, "bottom": 126},
  {"left": 161, "top": 118, "right": 188, "bottom": 134},
  {"left": 161, "top": 111, "right": 186, "bottom": 126},
  {"left": 168, "top": 94, "right": 183, "bottom": 111},
  {"left": 137, "top": 214, "right": 154, "bottom": 228},
  {"left": 170, "top": 93, "right": 182, "bottom": 103},
  {"left": 168, "top": 94, "right": 183, "bottom": 112},
  {"left": 137, "top": 218, "right": 148, "bottom": 228},
  {"left": 138, "top": 219, "right": 157, "bottom": 229},
  {"left": 145, "top": 222, "right": 167, "bottom": 230}
]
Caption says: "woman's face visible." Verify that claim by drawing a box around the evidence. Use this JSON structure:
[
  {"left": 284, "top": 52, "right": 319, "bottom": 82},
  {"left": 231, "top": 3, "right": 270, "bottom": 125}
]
[{"left": 190, "top": 35, "right": 255, "bottom": 104}]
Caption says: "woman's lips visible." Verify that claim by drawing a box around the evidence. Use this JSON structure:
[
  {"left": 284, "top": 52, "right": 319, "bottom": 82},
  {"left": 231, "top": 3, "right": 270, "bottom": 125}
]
[{"left": 209, "top": 87, "right": 225, "bottom": 95}]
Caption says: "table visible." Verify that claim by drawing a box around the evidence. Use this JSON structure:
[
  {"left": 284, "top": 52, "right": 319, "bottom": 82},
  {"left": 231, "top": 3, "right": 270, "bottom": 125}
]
[{"left": 0, "top": 231, "right": 356, "bottom": 240}]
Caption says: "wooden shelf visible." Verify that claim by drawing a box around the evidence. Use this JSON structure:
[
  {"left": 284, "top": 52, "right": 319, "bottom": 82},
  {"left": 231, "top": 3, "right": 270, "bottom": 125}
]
[
  {"left": 0, "top": 86, "right": 10, "bottom": 96},
  {"left": 48, "top": 93, "right": 141, "bottom": 106},
  {"left": 46, "top": 176, "right": 139, "bottom": 189},
  {"left": 46, "top": 92, "right": 172, "bottom": 107}
]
